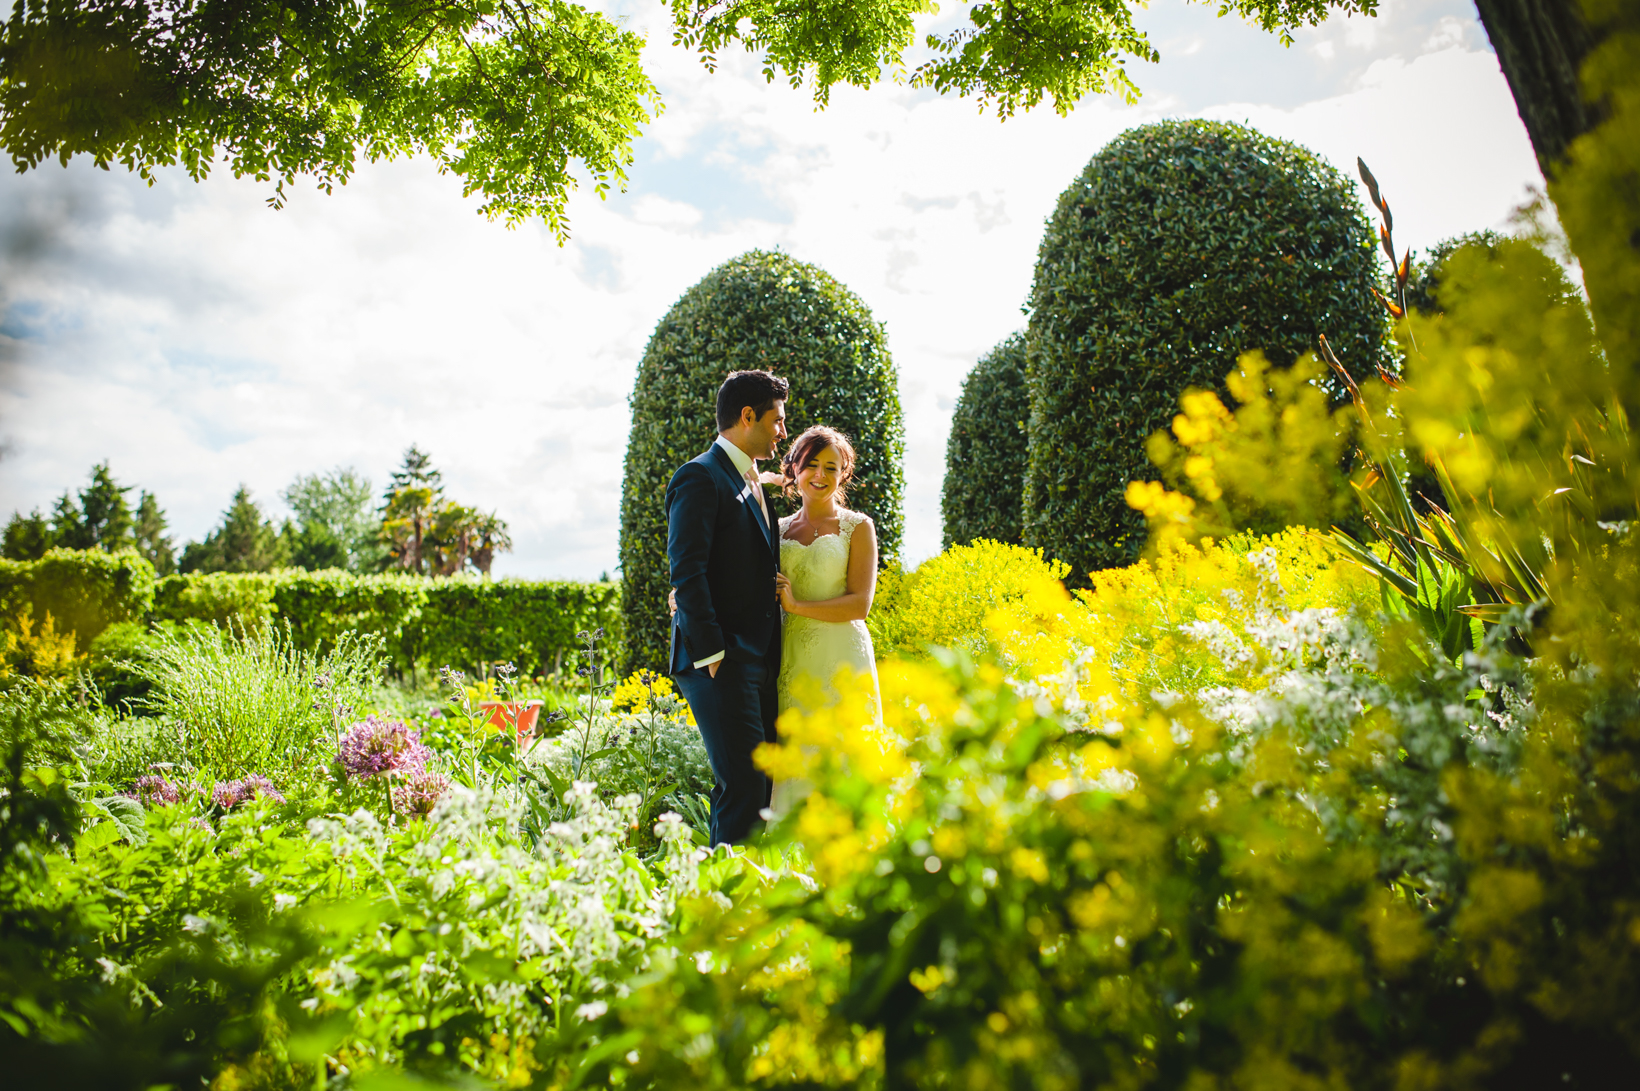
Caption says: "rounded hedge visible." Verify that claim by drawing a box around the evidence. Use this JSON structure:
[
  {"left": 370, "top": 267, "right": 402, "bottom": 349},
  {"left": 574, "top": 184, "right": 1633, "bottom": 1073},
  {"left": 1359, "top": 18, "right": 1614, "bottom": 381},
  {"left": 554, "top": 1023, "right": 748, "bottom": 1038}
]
[
  {"left": 1022, "top": 119, "right": 1385, "bottom": 581},
  {"left": 618, "top": 250, "right": 905, "bottom": 673},
  {"left": 942, "top": 331, "right": 1030, "bottom": 549},
  {"left": 1406, "top": 230, "right": 1508, "bottom": 315}
]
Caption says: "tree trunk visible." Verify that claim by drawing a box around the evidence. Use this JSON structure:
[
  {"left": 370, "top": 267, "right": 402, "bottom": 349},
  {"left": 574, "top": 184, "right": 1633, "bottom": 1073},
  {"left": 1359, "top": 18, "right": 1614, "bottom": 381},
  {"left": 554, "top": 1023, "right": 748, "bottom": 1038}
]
[{"left": 1471, "top": 0, "right": 1606, "bottom": 174}]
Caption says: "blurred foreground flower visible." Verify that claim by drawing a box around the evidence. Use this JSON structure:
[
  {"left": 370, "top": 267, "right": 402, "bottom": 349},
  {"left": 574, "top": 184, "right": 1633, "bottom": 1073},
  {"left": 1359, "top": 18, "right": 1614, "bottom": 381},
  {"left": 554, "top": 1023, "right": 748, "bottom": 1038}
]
[{"left": 339, "top": 714, "right": 432, "bottom": 779}]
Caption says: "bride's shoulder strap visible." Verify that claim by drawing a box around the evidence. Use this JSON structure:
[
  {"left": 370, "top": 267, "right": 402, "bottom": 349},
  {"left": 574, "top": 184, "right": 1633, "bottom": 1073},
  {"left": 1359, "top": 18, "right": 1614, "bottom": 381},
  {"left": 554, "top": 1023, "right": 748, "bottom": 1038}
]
[{"left": 840, "top": 508, "right": 870, "bottom": 544}]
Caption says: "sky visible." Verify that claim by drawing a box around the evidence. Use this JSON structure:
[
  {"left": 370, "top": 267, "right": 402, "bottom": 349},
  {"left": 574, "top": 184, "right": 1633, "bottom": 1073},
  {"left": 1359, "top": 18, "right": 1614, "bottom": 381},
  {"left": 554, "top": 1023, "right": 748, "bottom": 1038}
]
[{"left": 0, "top": 0, "right": 1541, "bottom": 579}]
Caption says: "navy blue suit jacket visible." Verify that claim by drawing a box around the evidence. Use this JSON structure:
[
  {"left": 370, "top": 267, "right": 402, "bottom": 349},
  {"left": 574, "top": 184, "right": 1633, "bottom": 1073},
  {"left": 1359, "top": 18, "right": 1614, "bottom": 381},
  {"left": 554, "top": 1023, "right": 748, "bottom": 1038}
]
[{"left": 666, "top": 444, "right": 782, "bottom": 675}]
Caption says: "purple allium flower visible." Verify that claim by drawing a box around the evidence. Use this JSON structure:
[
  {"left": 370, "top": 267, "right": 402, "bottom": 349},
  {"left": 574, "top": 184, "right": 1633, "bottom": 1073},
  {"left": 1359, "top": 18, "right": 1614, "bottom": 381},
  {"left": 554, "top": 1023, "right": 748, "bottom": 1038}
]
[
  {"left": 337, "top": 715, "right": 431, "bottom": 780},
  {"left": 210, "top": 775, "right": 286, "bottom": 810},
  {"left": 391, "top": 767, "right": 451, "bottom": 818},
  {"left": 127, "top": 774, "right": 181, "bottom": 807},
  {"left": 241, "top": 774, "right": 286, "bottom": 804}
]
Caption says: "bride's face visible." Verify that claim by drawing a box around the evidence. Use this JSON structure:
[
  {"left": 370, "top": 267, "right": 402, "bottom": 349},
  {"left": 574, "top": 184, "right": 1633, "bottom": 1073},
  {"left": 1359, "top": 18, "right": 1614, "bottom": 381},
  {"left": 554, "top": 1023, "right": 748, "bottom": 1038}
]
[{"left": 795, "top": 445, "right": 843, "bottom": 505}]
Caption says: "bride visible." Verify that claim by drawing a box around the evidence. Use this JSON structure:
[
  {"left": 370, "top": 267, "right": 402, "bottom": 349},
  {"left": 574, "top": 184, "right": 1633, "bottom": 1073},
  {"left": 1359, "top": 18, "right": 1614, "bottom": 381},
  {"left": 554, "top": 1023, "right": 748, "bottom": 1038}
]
[{"left": 769, "top": 425, "right": 881, "bottom": 813}]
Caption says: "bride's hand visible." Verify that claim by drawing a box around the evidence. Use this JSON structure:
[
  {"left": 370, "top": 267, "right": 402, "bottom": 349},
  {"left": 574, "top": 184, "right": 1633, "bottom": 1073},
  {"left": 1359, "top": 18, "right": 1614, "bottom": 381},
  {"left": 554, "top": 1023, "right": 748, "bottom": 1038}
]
[{"left": 774, "top": 572, "right": 799, "bottom": 614}]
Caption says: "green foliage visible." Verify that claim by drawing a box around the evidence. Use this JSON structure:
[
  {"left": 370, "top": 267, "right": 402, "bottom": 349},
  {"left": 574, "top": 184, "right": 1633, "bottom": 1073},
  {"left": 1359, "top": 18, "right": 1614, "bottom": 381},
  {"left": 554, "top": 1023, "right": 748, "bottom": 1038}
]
[
  {"left": 130, "top": 491, "right": 175, "bottom": 575},
  {"left": 154, "top": 571, "right": 278, "bottom": 630},
  {"left": 379, "top": 446, "right": 513, "bottom": 577},
  {"left": 0, "top": 604, "right": 84, "bottom": 680},
  {"left": 942, "top": 332, "right": 1030, "bottom": 549},
  {"left": 1404, "top": 229, "right": 1508, "bottom": 314},
  {"left": 0, "top": 547, "right": 157, "bottom": 652},
  {"left": 619, "top": 249, "right": 905, "bottom": 672},
  {"left": 1, "top": 508, "right": 54, "bottom": 562},
  {"left": 179, "top": 485, "right": 288, "bottom": 574},
  {"left": 1, "top": 553, "right": 617, "bottom": 682},
  {"left": 1, "top": 673, "right": 719, "bottom": 1090},
  {"left": 418, "top": 577, "right": 623, "bottom": 677},
  {"left": 43, "top": 461, "right": 127, "bottom": 552},
  {"left": 0, "top": 0, "right": 658, "bottom": 236},
  {"left": 670, "top": 0, "right": 1372, "bottom": 115},
  {"left": 4, "top": 463, "right": 170, "bottom": 566},
  {"left": 281, "top": 467, "right": 381, "bottom": 573},
  {"left": 133, "top": 621, "right": 384, "bottom": 781},
  {"left": 153, "top": 568, "right": 619, "bottom": 677},
  {"left": 1022, "top": 119, "right": 1385, "bottom": 581},
  {"left": 868, "top": 538, "right": 1069, "bottom": 660}
]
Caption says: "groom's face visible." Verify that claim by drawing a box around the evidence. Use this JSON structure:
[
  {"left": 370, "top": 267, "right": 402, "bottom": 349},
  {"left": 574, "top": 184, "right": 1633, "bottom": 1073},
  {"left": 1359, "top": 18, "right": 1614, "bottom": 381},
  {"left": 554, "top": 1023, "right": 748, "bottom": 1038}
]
[{"left": 746, "top": 401, "right": 788, "bottom": 461}]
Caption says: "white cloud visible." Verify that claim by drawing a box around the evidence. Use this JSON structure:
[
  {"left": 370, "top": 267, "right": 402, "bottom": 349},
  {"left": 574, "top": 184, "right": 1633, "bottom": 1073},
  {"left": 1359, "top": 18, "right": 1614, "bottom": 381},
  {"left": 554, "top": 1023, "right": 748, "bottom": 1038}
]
[{"left": 0, "top": 0, "right": 1540, "bottom": 579}]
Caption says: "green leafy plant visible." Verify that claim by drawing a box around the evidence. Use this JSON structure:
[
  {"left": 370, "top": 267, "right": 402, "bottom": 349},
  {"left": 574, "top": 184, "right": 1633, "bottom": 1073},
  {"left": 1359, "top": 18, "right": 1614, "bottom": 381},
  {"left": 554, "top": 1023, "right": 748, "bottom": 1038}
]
[
  {"left": 134, "top": 621, "right": 384, "bottom": 781},
  {"left": 942, "top": 331, "right": 1031, "bottom": 549},
  {"left": 1022, "top": 119, "right": 1386, "bottom": 582},
  {"left": 619, "top": 249, "right": 905, "bottom": 672}
]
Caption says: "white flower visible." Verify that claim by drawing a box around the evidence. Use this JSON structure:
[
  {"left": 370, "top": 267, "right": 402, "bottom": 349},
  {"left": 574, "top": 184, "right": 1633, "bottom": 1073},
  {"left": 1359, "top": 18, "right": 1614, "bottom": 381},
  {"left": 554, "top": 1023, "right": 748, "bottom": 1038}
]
[{"left": 575, "top": 1000, "right": 608, "bottom": 1021}]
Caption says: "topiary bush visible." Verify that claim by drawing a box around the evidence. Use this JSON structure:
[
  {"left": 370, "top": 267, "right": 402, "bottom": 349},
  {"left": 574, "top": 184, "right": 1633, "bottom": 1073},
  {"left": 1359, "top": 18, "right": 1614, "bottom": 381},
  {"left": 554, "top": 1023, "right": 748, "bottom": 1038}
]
[
  {"left": 941, "top": 332, "right": 1030, "bottom": 549},
  {"left": 1404, "top": 229, "right": 1508, "bottom": 315},
  {"left": 619, "top": 249, "right": 905, "bottom": 673},
  {"left": 1023, "top": 119, "right": 1385, "bottom": 582}
]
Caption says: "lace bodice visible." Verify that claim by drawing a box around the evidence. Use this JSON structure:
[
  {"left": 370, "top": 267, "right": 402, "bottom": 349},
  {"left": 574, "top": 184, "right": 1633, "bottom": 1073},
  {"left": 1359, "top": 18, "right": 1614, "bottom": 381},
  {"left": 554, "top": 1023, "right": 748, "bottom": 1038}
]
[{"left": 778, "top": 509, "right": 867, "bottom": 602}]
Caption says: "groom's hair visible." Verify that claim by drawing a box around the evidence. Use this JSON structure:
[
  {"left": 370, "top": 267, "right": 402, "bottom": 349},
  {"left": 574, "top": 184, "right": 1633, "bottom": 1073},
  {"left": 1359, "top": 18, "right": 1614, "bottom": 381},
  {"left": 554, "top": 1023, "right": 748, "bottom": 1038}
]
[{"left": 716, "top": 370, "right": 789, "bottom": 432}]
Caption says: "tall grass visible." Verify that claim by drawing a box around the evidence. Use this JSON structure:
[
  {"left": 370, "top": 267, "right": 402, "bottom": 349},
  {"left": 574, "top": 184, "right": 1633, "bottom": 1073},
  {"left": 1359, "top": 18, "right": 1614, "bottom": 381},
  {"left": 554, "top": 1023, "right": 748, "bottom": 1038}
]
[{"left": 136, "top": 622, "right": 384, "bottom": 781}]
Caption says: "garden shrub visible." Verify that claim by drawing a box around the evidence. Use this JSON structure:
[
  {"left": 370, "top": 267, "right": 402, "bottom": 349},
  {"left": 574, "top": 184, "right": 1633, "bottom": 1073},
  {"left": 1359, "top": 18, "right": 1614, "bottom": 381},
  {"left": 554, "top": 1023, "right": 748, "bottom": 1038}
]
[
  {"left": 420, "top": 576, "right": 624, "bottom": 678},
  {"left": 942, "top": 332, "right": 1030, "bottom": 548},
  {"left": 1133, "top": 350, "right": 1362, "bottom": 545},
  {"left": 0, "top": 548, "right": 156, "bottom": 650},
  {"left": 867, "top": 538, "right": 1070, "bottom": 660},
  {"left": 1404, "top": 229, "right": 1508, "bottom": 314},
  {"left": 132, "top": 622, "right": 385, "bottom": 780},
  {"left": 619, "top": 249, "right": 905, "bottom": 672},
  {"left": 1023, "top": 119, "right": 1385, "bottom": 582},
  {"left": 153, "top": 570, "right": 277, "bottom": 629},
  {"left": 1, "top": 605, "right": 84, "bottom": 680},
  {"left": 18, "top": 558, "right": 619, "bottom": 680}
]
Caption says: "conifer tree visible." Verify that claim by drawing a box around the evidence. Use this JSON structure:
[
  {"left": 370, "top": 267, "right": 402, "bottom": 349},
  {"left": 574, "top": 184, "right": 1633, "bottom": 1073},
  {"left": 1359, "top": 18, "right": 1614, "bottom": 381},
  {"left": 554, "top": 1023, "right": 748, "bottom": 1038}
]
[
  {"left": 179, "top": 487, "right": 289, "bottom": 574},
  {"left": 133, "top": 492, "right": 176, "bottom": 575},
  {"left": 1, "top": 509, "right": 54, "bottom": 561}
]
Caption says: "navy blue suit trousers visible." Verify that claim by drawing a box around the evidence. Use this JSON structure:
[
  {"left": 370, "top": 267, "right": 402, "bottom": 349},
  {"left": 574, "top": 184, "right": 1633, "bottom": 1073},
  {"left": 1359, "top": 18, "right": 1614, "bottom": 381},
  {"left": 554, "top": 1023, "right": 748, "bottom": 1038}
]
[{"left": 666, "top": 443, "right": 782, "bottom": 846}]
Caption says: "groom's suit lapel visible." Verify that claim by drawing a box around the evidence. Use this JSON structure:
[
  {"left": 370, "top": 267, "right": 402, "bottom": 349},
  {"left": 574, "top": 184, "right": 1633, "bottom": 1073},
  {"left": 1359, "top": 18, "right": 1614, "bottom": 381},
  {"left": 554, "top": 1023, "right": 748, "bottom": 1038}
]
[{"left": 708, "top": 444, "right": 777, "bottom": 555}]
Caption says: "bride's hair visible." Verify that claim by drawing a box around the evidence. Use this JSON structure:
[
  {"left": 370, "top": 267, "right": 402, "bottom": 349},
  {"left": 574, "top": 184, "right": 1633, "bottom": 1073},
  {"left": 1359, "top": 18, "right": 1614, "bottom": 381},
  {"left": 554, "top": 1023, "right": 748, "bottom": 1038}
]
[{"left": 781, "top": 426, "right": 856, "bottom": 505}]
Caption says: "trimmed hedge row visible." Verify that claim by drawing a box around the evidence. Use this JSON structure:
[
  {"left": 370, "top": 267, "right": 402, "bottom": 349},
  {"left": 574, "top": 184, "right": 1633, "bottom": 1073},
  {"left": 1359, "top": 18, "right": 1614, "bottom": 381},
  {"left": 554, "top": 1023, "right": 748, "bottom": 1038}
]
[
  {"left": 0, "top": 550, "right": 157, "bottom": 652},
  {"left": 2, "top": 549, "right": 619, "bottom": 676}
]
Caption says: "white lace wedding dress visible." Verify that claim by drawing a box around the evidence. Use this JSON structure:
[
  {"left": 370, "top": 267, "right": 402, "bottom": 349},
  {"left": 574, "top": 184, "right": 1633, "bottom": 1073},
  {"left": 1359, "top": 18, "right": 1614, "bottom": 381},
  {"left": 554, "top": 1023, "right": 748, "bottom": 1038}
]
[{"left": 770, "top": 508, "right": 882, "bottom": 815}]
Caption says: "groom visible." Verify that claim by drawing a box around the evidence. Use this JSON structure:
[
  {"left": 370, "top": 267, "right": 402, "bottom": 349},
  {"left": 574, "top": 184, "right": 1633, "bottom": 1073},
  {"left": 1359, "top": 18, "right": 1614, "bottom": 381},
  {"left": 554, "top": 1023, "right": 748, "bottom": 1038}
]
[{"left": 667, "top": 369, "right": 790, "bottom": 846}]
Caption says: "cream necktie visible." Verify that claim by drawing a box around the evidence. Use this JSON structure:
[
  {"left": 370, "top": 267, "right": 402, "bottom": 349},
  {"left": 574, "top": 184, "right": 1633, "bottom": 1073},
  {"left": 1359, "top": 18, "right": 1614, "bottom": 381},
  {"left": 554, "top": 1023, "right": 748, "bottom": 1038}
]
[{"left": 744, "top": 466, "right": 769, "bottom": 524}]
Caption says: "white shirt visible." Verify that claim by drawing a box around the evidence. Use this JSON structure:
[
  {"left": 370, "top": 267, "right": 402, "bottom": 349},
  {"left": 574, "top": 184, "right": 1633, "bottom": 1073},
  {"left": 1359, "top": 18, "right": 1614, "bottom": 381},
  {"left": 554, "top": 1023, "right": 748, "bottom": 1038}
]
[{"left": 691, "top": 436, "right": 766, "bottom": 669}]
